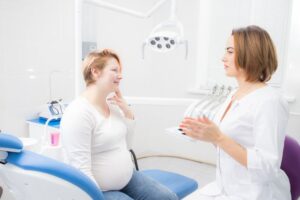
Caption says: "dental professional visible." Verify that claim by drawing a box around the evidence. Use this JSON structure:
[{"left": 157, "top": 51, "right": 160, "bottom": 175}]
[
  {"left": 60, "top": 49, "right": 178, "bottom": 200},
  {"left": 180, "top": 25, "right": 291, "bottom": 200}
]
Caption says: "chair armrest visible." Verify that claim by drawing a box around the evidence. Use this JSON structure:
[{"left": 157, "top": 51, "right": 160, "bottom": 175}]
[{"left": 129, "top": 149, "right": 139, "bottom": 171}]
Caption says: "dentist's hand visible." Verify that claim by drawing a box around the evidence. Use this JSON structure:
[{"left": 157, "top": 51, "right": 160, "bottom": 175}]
[
  {"left": 107, "top": 88, "right": 134, "bottom": 120},
  {"left": 179, "top": 117, "right": 223, "bottom": 145}
]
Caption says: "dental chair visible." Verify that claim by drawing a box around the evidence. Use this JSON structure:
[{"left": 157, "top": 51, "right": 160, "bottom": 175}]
[
  {"left": 281, "top": 135, "right": 300, "bottom": 200},
  {"left": 0, "top": 133, "right": 198, "bottom": 200},
  {"left": 0, "top": 133, "right": 104, "bottom": 200}
]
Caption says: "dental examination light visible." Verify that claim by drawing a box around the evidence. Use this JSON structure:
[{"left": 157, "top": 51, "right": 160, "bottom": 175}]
[
  {"left": 82, "top": 0, "right": 187, "bottom": 59},
  {"left": 142, "top": 20, "right": 188, "bottom": 59},
  {"left": 142, "top": 1, "right": 188, "bottom": 59}
]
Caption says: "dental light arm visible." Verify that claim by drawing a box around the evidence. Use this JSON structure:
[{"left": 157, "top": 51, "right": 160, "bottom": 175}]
[{"left": 84, "top": 0, "right": 170, "bottom": 19}]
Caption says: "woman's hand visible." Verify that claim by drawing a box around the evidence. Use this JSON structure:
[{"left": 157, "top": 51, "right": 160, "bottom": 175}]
[
  {"left": 107, "top": 88, "right": 134, "bottom": 120},
  {"left": 179, "top": 117, "right": 223, "bottom": 145},
  {"left": 180, "top": 117, "right": 248, "bottom": 166}
]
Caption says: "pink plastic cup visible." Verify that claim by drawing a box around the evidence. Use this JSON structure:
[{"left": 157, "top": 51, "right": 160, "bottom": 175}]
[{"left": 51, "top": 132, "right": 60, "bottom": 146}]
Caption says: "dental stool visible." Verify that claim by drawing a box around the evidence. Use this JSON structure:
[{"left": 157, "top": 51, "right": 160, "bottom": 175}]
[
  {"left": 0, "top": 134, "right": 198, "bottom": 200},
  {"left": 281, "top": 136, "right": 300, "bottom": 200}
]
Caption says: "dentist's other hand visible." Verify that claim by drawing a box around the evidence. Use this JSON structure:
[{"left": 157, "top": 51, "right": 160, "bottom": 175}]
[
  {"left": 107, "top": 88, "right": 134, "bottom": 120},
  {"left": 179, "top": 117, "right": 223, "bottom": 145}
]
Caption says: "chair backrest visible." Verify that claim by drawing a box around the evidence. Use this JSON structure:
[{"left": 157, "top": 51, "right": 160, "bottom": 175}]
[
  {"left": 0, "top": 133, "right": 104, "bottom": 200},
  {"left": 281, "top": 135, "right": 300, "bottom": 200}
]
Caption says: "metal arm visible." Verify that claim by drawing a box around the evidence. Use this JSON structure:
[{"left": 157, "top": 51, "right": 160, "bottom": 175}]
[{"left": 84, "top": 0, "right": 170, "bottom": 19}]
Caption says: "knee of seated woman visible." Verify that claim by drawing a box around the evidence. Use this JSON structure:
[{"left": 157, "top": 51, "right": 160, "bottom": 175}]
[
  {"left": 154, "top": 188, "right": 179, "bottom": 200},
  {"left": 163, "top": 193, "right": 179, "bottom": 200}
]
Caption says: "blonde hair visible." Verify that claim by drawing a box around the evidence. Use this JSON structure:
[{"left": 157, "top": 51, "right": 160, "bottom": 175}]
[
  {"left": 82, "top": 49, "right": 121, "bottom": 86},
  {"left": 232, "top": 25, "right": 277, "bottom": 82}
]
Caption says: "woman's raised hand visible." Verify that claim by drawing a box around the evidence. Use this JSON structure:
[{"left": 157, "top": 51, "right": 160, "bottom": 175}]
[
  {"left": 107, "top": 88, "right": 134, "bottom": 120},
  {"left": 179, "top": 117, "right": 223, "bottom": 145}
]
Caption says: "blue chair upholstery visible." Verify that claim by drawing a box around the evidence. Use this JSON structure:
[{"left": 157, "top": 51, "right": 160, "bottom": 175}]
[
  {"left": 129, "top": 149, "right": 198, "bottom": 199},
  {"left": 1, "top": 133, "right": 198, "bottom": 199},
  {"left": 142, "top": 169, "right": 198, "bottom": 199},
  {"left": 7, "top": 150, "right": 104, "bottom": 200},
  {"left": 1, "top": 133, "right": 103, "bottom": 200}
]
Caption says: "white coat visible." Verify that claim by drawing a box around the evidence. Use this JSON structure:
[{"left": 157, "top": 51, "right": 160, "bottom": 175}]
[{"left": 191, "top": 86, "right": 291, "bottom": 200}]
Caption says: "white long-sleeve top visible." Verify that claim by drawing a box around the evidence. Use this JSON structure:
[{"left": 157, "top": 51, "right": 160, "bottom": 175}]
[
  {"left": 60, "top": 97, "right": 135, "bottom": 191},
  {"left": 199, "top": 86, "right": 291, "bottom": 200}
]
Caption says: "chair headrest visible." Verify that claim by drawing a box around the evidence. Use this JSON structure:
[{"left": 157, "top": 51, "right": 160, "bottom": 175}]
[{"left": 0, "top": 133, "right": 23, "bottom": 152}]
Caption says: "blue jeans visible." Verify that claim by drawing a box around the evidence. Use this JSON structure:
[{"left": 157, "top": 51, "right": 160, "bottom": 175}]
[{"left": 103, "top": 170, "right": 179, "bottom": 200}]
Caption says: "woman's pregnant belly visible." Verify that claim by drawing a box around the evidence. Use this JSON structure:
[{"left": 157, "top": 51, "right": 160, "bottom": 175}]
[{"left": 92, "top": 148, "right": 134, "bottom": 191}]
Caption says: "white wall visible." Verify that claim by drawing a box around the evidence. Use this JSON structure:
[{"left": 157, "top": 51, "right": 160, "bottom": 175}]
[
  {"left": 194, "top": 0, "right": 292, "bottom": 90},
  {"left": 0, "top": 0, "right": 75, "bottom": 136},
  {"left": 282, "top": 0, "right": 300, "bottom": 140}
]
